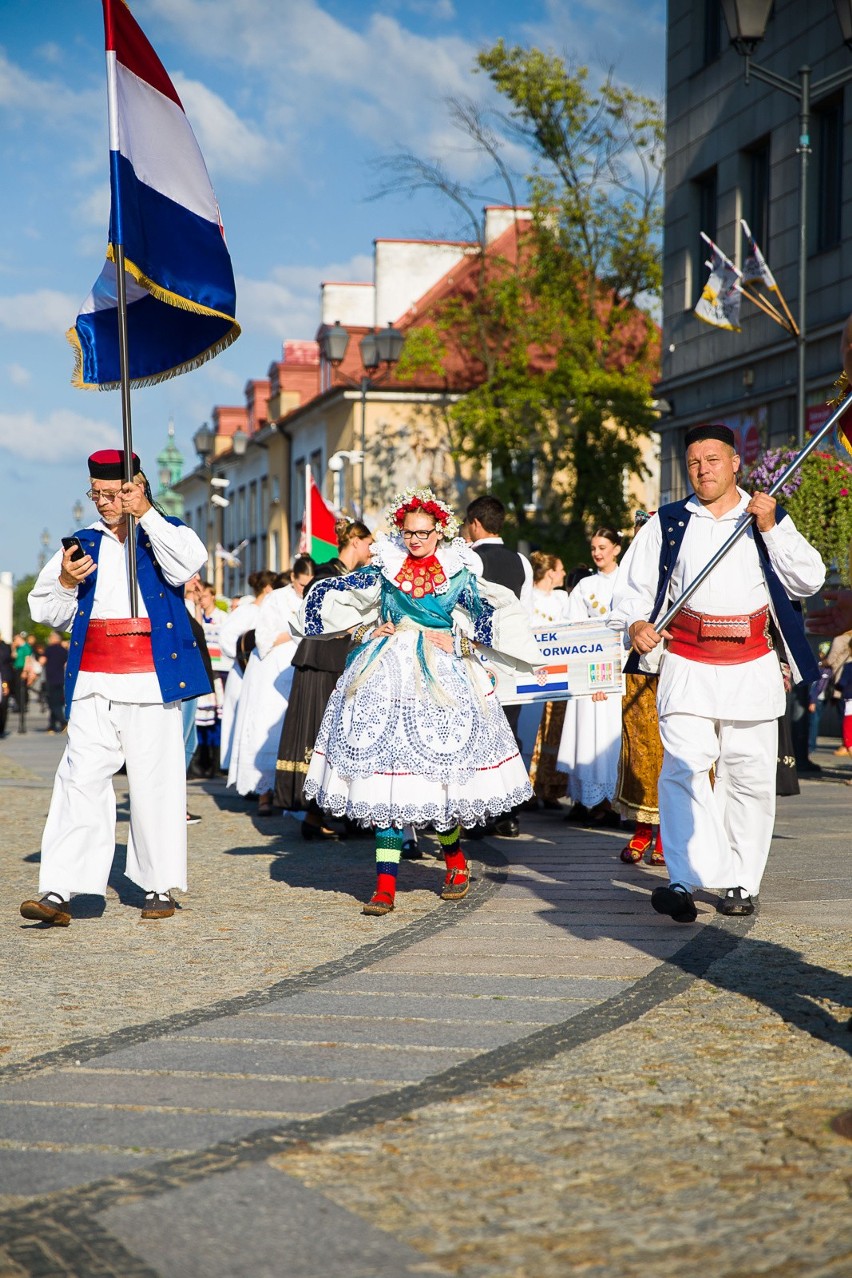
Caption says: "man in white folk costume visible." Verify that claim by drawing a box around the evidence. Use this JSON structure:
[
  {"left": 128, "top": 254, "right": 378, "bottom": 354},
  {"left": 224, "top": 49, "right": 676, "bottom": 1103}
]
[
  {"left": 609, "top": 424, "right": 824, "bottom": 922},
  {"left": 21, "top": 450, "right": 210, "bottom": 926}
]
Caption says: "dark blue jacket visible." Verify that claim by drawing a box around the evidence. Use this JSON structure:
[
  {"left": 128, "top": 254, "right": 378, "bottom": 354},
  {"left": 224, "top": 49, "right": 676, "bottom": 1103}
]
[
  {"left": 624, "top": 497, "right": 819, "bottom": 684},
  {"left": 64, "top": 520, "right": 211, "bottom": 715}
]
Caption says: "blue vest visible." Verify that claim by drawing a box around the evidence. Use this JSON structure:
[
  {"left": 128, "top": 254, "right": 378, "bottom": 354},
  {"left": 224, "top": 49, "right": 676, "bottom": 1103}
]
[
  {"left": 64, "top": 520, "right": 212, "bottom": 715},
  {"left": 624, "top": 497, "right": 818, "bottom": 684}
]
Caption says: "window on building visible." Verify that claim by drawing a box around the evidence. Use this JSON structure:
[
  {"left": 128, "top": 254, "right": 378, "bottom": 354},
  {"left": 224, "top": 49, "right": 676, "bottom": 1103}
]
[
  {"left": 260, "top": 476, "right": 269, "bottom": 527},
  {"left": 745, "top": 137, "right": 770, "bottom": 249},
  {"left": 294, "top": 458, "right": 306, "bottom": 552},
  {"left": 249, "top": 480, "right": 258, "bottom": 536},
  {"left": 690, "top": 167, "right": 718, "bottom": 308},
  {"left": 814, "top": 96, "right": 843, "bottom": 251},
  {"left": 702, "top": 0, "right": 723, "bottom": 65},
  {"left": 310, "top": 449, "right": 323, "bottom": 489}
]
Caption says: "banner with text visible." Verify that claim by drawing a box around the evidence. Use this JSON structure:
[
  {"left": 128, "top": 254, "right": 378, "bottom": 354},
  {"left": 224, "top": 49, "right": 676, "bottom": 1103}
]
[{"left": 495, "top": 621, "right": 625, "bottom": 706}]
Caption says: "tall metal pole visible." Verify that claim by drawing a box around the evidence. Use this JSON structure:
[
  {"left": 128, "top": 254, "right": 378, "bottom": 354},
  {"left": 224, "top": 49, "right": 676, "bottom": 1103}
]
[
  {"left": 359, "top": 376, "right": 369, "bottom": 516},
  {"left": 796, "top": 66, "right": 811, "bottom": 449},
  {"left": 114, "top": 241, "right": 139, "bottom": 618}
]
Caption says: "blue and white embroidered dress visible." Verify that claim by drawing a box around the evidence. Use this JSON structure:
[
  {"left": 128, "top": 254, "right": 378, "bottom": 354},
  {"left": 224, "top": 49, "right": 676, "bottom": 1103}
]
[{"left": 296, "top": 536, "right": 541, "bottom": 830}]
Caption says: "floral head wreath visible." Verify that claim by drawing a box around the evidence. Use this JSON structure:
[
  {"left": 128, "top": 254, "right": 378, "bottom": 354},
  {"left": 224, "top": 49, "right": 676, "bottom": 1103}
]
[{"left": 386, "top": 486, "right": 460, "bottom": 542}]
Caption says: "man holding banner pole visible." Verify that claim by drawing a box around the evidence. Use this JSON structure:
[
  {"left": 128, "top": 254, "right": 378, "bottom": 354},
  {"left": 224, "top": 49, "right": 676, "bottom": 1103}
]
[{"left": 610, "top": 424, "right": 824, "bottom": 923}]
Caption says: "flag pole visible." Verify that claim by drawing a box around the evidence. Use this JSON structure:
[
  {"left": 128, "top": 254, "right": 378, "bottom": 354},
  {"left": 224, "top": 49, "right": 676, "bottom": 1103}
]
[
  {"left": 113, "top": 242, "right": 139, "bottom": 619},
  {"left": 305, "top": 461, "right": 312, "bottom": 556},
  {"left": 771, "top": 284, "right": 800, "bottom": 337},
  {"left": 654, "top": 392, "right": 852, "bottom": 634},
  {"left": 738, "top": 283, "right": 792, "bottom": 331},
  {"left": 105, "top": 28, "right": 139, "bottom": 619}
]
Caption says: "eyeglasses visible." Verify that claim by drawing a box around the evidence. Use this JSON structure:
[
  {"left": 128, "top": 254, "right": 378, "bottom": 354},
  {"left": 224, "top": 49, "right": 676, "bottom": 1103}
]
[
  {"left": 87, "top": 488, "right": 123, "bottom": 504},
  {"left": 402, "top": 529, "right": 437, "bottom": 542}
]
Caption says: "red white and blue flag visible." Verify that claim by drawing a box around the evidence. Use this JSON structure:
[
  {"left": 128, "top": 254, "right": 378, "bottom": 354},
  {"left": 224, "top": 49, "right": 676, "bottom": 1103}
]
[{"left": 68, "top": 0, "right": 240, "bottom": 389}]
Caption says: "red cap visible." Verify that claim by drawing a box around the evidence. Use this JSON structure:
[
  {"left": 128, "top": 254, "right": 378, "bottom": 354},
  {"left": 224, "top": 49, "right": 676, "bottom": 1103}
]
[{"left": 88, "top": 450, "right": 141, "bottom": 480}]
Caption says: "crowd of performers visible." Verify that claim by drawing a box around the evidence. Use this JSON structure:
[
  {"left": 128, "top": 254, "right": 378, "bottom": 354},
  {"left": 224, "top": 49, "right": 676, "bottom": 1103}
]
[{"left": 20, "top": 423, "right": 829, "bottom": 927}]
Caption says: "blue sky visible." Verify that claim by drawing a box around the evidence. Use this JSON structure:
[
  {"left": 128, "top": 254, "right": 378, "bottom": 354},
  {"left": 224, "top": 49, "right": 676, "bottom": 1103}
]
[{"left": 0, "top": 0, "right": 664, "bottom": 580}]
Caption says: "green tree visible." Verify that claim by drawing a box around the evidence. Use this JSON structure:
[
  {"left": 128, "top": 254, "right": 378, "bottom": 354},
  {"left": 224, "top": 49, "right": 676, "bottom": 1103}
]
[
  {"left": 13, "top": 575, "right": 53, "bottom": 643},
  {"left": 376, "top": 44, "right": 663, "bottom": 560}
]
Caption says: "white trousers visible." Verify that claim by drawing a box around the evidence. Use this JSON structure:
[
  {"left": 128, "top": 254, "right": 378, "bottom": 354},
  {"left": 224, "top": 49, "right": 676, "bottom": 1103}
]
[
  {"left": 40, "top": 695, "right": 187, "bottom": 898},
  {"left": 657, "top": 714, "right": 777, "bottom": 897}
]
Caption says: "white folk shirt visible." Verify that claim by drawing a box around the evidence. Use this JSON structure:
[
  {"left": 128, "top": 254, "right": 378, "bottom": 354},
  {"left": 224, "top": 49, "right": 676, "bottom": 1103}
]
[
  {"left": 609, "top": 489, "right": 825, "bottom": 721},
  {"left": 468, "top": 536, "right": 534, "bottom": 616},
  {"left": 29, "top": 508, "right": 207, "bottom": 705}
]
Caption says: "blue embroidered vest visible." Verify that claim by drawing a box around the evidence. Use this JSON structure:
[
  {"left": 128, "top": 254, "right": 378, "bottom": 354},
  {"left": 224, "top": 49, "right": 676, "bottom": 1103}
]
[
  {"left": 623, "top": 497, "right": 818, "bottom": 684},
  {"left": 64, "top": 520, "right": 211, "bottom": 714}
]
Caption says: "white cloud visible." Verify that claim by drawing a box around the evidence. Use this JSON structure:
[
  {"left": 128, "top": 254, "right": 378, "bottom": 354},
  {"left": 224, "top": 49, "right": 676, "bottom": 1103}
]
[
  {"left": 143, "top": 1, "right": 485, "bottom": 163},
  {"left": 6, "top": 363, "right": 31, "bottom": 387},
  {"left": 75, "top": 182, "right": 110, "bottom": 231},
  {"left": 0, "top": 289, "right": 79, "bottom": 335},
  {"left": 237, "top": 253, "right": 373, "bottom": 339},
  {"left": 171, "top": 74, "right": 279, "bottom": 181},
  {"left": 0, "top": 409, "right": 119, "bottom": 462},
  {"left": 0, "top": 48, "right": 100, "bottom": 125}
]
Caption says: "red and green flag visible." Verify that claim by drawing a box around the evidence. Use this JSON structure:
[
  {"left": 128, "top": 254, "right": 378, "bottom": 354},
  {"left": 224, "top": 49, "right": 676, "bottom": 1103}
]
[{"left": 299, "top": 467, "right": 338, "bottom": 564}]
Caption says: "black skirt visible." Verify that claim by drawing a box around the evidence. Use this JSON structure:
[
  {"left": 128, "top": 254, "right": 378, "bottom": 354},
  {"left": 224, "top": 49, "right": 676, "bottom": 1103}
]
[{"left": 274, "top": 644, "right": 348, "bottom": 811}]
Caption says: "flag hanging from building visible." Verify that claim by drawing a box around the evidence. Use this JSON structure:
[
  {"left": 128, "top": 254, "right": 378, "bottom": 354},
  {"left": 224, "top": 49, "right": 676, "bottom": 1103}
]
[
  {"left": 740, "top": 219, "right": 778, "bottom": 291},
  {"left": 694, "top": 238, "right": 742, "bottom": 332},
  {"left": 299, "top": 470, "right": 339, "bottom": 565},
  {"left": 67, "top": 0, "right": 240, "bottom": 390}
]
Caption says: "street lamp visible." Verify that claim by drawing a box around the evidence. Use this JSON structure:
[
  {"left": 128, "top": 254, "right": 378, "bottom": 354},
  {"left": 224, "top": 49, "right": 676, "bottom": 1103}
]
[
  {"left": 722, "top": 0, "right": 852, "bottom": 444},
  {"left": 328, "top": 449, "right": 365, "bottom": 509},
  {"left": 72, "top": 500, "right": 84, "bottom": 527},
  {"left": 317, "top": 320, "right": 405, "bottom": 513},
  {"left": 38, "top": 528, "right": 51, "bottom": 571}
]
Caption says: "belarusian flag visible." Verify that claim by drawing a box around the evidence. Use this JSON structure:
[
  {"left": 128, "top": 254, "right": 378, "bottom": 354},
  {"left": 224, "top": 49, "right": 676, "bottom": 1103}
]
[{"left": 299, "top": 468, "right": 338, "bottom": 564}]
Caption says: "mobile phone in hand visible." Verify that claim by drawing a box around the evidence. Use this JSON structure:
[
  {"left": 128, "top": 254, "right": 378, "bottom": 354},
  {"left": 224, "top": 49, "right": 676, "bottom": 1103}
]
[{"left": 61, "top": 536, "right": 86, "bottom": 563}]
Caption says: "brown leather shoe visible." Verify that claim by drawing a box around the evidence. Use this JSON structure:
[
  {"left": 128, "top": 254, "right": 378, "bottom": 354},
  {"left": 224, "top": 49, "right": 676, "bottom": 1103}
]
[
  {"left": 20, "top": 894, "right": 71, "bottom": 926},
  {"left": 141, "top": 892, "right": 176, "bottom": 919}
]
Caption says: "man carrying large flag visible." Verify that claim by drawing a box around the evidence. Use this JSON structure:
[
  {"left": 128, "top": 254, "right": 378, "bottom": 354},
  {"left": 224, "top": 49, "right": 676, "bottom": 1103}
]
[{"left": 20, "top": 1, "right": 239, "bottom": 926}]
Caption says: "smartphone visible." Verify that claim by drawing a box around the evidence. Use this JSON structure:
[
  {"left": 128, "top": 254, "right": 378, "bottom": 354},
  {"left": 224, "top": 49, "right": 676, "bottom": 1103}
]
[{"left": 61, "top": 536, "right": 86, "bottom": 563}]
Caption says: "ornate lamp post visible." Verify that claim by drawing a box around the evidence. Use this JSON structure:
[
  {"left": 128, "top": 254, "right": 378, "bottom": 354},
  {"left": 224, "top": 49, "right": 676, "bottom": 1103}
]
[
  {"left": 721, "top": 0, "right": 852, "bottom": 445},
  {"left": 317, "top": 320, "right": 405, "bottom": 513}
]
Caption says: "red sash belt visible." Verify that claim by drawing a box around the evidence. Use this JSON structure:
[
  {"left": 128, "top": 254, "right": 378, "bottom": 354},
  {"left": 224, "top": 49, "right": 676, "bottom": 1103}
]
[
  {"left": 79, "top": 618, "right": 156, "bottom": 674},
  {"left": 667, "top": 606, "right": 772, "bottom": 666}
]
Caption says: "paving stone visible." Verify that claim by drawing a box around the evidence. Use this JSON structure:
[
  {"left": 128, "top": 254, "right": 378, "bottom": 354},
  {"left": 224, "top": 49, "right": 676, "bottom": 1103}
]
[
  {"left": 98, "top": 1163, "right": 434, "bottom": 1278},
  {"left": 0, "top": 1104, "right": 275, "bottom": 1153},
  {"left": 179, "top": 1012, "right": 579, "bottom": 1051},
  {"left": 82, "top": 1038, "right": 472, "bottom": 1082},
  {"left": 304, "top": 973, "right": 630, "bottom": 1000},
  {"left": 0, "top": 1149, "right": 149, "bottom": 1199},
  {"left": 258, "top": 991, "right": 598, "bottom": 1022},
  {"left": 0, "top": 1072, "right": 387, "bottom": 1116}
]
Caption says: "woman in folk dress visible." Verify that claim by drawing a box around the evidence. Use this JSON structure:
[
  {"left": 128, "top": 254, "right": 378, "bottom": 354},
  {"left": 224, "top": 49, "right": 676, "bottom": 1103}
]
[
  {"left": 298, "top": 488, "right": 541, "bottom": 916},
  {"left": 227, "top": 559, "right": 314, "bottom": 816},
  {"left": 557, "top": 527, "right": 625, "bottom": 824}
]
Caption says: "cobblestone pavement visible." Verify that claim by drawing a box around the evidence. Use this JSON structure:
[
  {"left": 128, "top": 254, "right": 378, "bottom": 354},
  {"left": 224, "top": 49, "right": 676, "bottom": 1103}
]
[{"left": 0, "top": 708, "right": 849, "bottom": 1277}]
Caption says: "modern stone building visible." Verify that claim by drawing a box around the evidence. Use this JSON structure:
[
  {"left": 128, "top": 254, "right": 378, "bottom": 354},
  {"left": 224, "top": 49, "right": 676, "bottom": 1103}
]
[{"left": 658, "top": 0, "right": 852, "bottom": 501}]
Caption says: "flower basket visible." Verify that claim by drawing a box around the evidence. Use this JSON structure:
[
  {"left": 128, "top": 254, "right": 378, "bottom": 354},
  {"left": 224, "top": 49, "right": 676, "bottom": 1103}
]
[{"left": 744, "top": 447, "right": 852, "bottom": 583}]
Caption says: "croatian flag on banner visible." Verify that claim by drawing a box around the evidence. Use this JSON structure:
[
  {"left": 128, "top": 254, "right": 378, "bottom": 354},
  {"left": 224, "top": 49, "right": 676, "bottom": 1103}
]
[{"left": 67, "top": 0, "right": 240, "bottom": 389}]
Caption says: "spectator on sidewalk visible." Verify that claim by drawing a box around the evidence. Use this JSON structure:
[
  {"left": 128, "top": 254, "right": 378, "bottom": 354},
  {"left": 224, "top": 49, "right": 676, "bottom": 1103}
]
[{"left": 42, "top": 631, "right": 68, "bottom": 733}]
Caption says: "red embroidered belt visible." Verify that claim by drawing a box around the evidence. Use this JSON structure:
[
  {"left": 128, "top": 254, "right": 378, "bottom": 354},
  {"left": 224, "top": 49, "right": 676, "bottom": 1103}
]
[
  {"left": 667, "top": 606, "right": 772, "bottom": 666},
  {"left": 79, "top": 618, "right": 156, "bottom": 674}
]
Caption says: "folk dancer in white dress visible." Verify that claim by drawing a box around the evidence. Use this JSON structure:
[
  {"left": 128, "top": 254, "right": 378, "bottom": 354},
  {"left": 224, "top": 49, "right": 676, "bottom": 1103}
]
[
  {"left": 228, "top": 564, "right": 313, "bottom": 815},
  {"left": 610, "top": 424, "right": 824, "bottom": 922},
  {"left": 557, "top": 529, "right": 624, "bottom": 825},
  {"left": 21, "top": 449, "right": 209, "bottom": 925},
  {"left": 219, "top": 569, "right": 277, "bottom": 771},
  {"left": 296, "top": 488, "right": 541, "bottom": 916}
]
